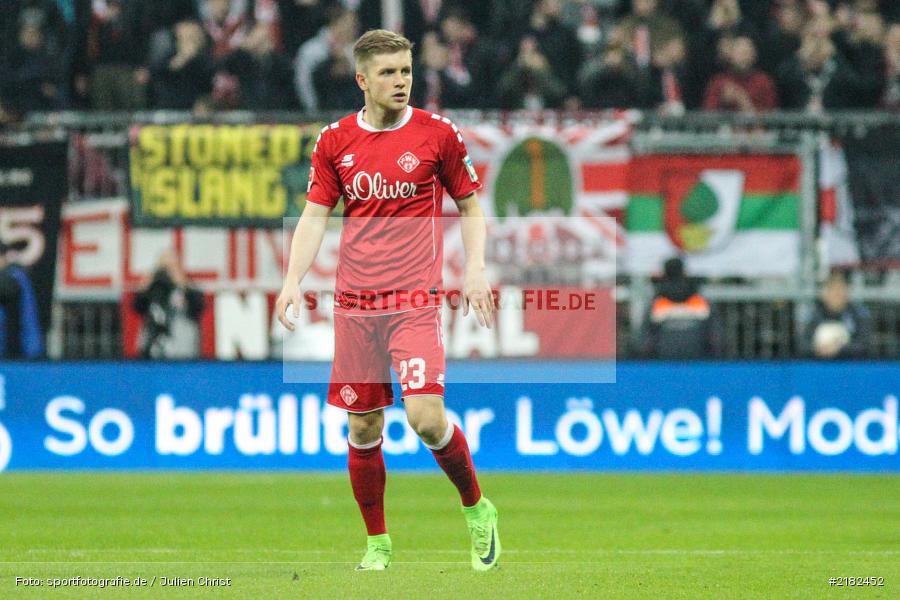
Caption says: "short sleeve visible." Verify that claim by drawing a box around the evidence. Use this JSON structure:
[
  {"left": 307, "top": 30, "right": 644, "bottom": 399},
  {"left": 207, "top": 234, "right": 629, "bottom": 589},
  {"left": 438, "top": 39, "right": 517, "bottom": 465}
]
[
  {"left": 306, "top": 127, "right": 341, "bottom": 208},
  {"left": 437, "top": 121, "right": 482, "bottom": 200}
]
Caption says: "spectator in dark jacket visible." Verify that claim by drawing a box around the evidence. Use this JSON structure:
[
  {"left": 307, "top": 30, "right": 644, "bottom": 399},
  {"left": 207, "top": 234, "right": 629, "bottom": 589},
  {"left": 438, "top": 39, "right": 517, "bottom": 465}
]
[
  {"left": 311, "top": 42, "right": 360, "bottom": 111},
  {"left": 525, "top": 0, "right": 583, "bottom": 105},
  {"left": 579, "top": 43, "right": 641, "bottom": 109},
  {"left": 411, "top": 31, "right": 471, "bottom": 111},
  {"left": 0, "top": 244, "right": 43, "bottom": 360},
  {"left": 802, "top": 271, "right": 872, "bottom": 359},
  {"left": 437, "top": 10, "right": 498, "bottom": 108},
  {"left": 216, "top": 22, "right": 298, "bottom": 110},
  {"left": 2, "top": 0, "right": 68, "bottom": 61},
  {"left": 0, "top": 15, "right": 61, "bottom": 116},
  {"left": 613, "top": 0, "right": 683, "bottom": 72},
  {"left": 758, "top": 0, "right": 804, "bottom": 74},
  {"left": 831, "top": 6, "right": 887, "bottom": 107},
  {"left": 636, "top": 257, "right": 718, "bottom": 359},
  {"left": 637, "top": 32, "right": 688, "bottom": 114},
  {"left": 123, "top": 0, "right": 197, "bottom": 70},
  {"left": 777, "top": 24, "right": 879, "bottom": 111},
  {"left": 277, "top": 0, "right": 338, "bottom": 60},
  {"left": 149, "top": 20, "right": 213, "bottom": 110},
  {"left": 293, "top": 7, "right": 358, "bottom": 112},
  {"left": 84, "top": 0, "right": 147, "bottom": 110},
  {"left": 496, "top": 34, "right": 567, "bottom": 109}
]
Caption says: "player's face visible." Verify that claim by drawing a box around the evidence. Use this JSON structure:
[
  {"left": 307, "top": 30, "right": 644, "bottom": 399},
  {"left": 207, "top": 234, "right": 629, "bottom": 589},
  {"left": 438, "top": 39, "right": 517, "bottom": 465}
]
[{"left": 358, "top": 50, "right": 413, "bottom": 113}]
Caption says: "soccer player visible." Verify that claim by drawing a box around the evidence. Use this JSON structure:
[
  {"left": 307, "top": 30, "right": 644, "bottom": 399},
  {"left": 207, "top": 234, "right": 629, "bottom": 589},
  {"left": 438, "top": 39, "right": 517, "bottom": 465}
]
[{"left": 275, "top": 29, "right": 500, "bottom": 571}]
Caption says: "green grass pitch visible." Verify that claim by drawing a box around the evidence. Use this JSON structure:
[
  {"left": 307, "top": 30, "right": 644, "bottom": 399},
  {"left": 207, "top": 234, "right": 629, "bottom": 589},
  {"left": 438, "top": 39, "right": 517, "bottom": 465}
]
[{"left": 1, "top": 473, "right": 897, "bottom": 599}]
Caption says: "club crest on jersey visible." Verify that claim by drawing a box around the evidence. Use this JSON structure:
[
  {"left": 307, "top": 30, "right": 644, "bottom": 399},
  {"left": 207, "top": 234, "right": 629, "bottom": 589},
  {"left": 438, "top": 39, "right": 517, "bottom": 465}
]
[
  {"left": 463, "top": 155, "right": 478, "bottom": 182},
  {"left": 397, "top": 151, "right": 420, "bottom": 173},
  {"left": 340, "top": 154, "right": 355, "bottom": 168},
  {"left": 340, "top": 385, "right": 358, "bottom": 406}
]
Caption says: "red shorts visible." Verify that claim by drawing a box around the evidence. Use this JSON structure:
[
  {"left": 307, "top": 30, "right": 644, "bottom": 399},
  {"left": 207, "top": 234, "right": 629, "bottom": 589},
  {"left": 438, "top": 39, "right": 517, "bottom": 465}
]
[{"left": 327, "top": 307, "right": 446, "bottom": 413}]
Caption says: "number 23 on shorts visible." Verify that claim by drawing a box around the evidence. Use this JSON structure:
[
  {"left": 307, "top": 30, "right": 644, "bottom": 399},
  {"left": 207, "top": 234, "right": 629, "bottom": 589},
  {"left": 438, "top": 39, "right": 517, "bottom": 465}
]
[{"left": 399, "top": 358, "right": 426, "bottom": 391}]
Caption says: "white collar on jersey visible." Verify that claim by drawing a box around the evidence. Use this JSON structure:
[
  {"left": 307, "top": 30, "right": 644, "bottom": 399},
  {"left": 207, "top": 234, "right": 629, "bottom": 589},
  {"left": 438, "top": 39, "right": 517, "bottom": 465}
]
[{"left": 356, "top": 105, "right": 413, "bottom": 132}]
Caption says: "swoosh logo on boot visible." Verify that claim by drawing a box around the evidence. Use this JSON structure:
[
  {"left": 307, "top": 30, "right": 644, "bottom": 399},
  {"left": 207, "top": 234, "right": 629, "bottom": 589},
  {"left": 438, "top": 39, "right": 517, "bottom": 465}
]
[{"left": 479, "top": 528, "right": 496, "bottom": 565}]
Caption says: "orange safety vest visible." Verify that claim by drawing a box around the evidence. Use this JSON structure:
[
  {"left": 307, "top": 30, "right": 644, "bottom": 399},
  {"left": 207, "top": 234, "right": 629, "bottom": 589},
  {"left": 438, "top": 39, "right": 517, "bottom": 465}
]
[{"left": 650, "top": 294, "right": 710, "bottom": 323}]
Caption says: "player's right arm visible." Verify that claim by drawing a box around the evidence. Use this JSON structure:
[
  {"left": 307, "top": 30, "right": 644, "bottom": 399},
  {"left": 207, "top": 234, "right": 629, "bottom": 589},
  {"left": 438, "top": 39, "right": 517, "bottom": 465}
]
[
  {"left": 276, "top": 124, "right": 341, "bottom": 331},
  {"left": 275, "top": 201, "right": 332, "bottom": 331}
]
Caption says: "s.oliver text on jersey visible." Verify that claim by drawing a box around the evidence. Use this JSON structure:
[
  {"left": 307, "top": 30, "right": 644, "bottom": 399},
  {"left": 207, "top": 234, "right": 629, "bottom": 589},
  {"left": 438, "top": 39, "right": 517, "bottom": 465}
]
[{"left": 344, "top": 171, "right": 418, "bottom": 202}]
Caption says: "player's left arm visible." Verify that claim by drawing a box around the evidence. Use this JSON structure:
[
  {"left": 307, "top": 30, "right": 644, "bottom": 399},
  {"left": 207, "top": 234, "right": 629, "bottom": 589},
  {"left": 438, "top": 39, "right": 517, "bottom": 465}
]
[{"left": 455, "top": 192, "right": 495, "bottom": 328}]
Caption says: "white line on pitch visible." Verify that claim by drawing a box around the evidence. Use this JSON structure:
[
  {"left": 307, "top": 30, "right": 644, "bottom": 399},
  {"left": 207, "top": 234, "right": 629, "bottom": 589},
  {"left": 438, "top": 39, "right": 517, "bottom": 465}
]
[{"left": 12, "top": 549, "right": 900, "bottom": 557}]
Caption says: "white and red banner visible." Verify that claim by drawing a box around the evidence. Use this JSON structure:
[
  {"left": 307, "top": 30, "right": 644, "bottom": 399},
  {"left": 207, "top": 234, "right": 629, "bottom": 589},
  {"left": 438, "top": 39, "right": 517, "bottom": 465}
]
[
  {"left": 57, "top": 198, "right": 335, "bottom": 300},
  {"left": 60, "top": 200, "right": 616, "bottom": 360}
]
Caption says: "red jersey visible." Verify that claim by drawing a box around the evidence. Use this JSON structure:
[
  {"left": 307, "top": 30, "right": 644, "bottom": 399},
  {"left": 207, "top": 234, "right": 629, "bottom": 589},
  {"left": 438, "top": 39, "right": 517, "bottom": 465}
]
[{"left": 306, "top": 106, "right": 481, "bottom": 315}]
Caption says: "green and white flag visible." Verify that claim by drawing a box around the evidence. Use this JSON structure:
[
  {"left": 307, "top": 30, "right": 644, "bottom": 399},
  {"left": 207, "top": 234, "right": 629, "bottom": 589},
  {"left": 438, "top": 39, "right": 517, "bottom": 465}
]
[{"left": 626, "top": 155, "right": 801, "bottom": 276}]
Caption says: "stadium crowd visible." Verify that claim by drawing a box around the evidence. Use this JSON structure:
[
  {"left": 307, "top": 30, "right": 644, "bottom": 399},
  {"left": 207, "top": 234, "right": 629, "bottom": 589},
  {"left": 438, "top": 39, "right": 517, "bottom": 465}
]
[{"left": 1, "top": 0, "right": 899, "bottom": 121}]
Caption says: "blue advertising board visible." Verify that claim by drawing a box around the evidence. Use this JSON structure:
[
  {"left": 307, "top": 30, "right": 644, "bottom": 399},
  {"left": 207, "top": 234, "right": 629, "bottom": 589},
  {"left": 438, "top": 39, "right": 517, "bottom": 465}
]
[{"left": 0, "top": 362, "right": 897, "bottom": 472}]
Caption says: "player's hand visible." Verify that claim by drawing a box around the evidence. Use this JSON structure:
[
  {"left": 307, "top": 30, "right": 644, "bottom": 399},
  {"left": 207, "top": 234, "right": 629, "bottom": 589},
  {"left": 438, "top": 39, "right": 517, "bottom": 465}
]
[
  {"left": 462, "top": 270, "right": 496, "bottom": 328},
  {"left": 275, "top": 285, "right": 301, "bottom": 331}
]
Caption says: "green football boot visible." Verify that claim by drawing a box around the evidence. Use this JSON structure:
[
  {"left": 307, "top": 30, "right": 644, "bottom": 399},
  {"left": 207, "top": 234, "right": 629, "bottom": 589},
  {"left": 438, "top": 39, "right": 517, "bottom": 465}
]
[
  {"left": 462, "top": 497, "right": 501, "bottom": 571},
  {"left": 355, "top": 533, "right": 392, "bottom": 571}
]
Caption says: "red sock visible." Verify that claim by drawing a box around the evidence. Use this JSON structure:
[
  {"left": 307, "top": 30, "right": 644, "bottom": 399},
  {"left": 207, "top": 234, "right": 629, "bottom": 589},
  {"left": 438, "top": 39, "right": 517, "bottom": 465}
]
[
  {"left": 348, "top": 438, "right": 387, "bottom": 536},
  {"left": 431, "top": 425, "right": 482, "bottom": 507}
]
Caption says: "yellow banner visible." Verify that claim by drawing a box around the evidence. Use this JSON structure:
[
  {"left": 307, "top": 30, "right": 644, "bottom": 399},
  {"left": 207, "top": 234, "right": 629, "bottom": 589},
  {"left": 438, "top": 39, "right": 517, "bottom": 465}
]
[{"left": 129, "top": 124, "right": 321, "bottom": 226}]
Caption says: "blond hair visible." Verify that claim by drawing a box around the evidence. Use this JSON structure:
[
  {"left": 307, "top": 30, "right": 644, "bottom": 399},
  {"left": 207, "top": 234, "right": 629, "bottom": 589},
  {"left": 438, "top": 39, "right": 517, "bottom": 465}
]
[{"left": 353, "top": 29, "right": 413, "bottom": 69}]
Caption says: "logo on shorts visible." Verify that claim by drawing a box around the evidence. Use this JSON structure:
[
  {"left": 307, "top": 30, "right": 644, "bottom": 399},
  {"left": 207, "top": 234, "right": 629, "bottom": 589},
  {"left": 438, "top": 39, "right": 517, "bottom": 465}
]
[
  {"left": 340, "top": 385, "right": 358, "bottom": 407},
  {"left": 397, "top": 152, "right": 420, "bottom": 173}
]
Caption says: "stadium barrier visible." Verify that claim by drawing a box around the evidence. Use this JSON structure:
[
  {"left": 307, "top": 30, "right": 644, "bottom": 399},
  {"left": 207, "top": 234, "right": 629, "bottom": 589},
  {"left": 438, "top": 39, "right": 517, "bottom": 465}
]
[
  {"left": 0, "top": 361, "right": 896, "bottom": 472},
  {"left": 4, "top": 110, "right": 897, "bottom": 360}
]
